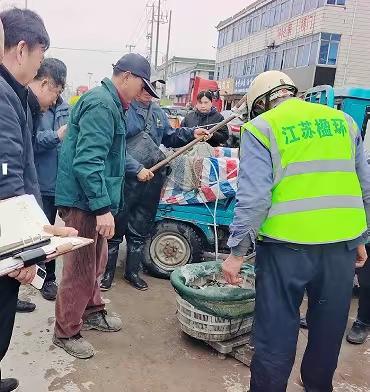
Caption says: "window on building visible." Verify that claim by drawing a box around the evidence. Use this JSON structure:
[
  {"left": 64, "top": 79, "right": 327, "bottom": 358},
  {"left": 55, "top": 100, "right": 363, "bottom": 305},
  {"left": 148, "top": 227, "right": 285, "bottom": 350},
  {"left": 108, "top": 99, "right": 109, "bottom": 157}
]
[
  {"left": 250, "top": 57, "right": 256, "bottom": 75},
  {"left": 226, "top": 26, "right": 233, "bottom": 45},
  {"left": 309, "top": 39, "right": 319, "bottom": 64},
  {"left": 275, "top": 51, "right": 284, "bottom": 70},
  {"left": 232, "top": 22, "right": 238, "bottom": 42},
  {"left": 267, "top": 5, "right": 275, "bottom": 27},
  {"left": 291, "top": 0, "right": 304, "bottom": 17},
  {"left": 240, "top": 17, "right": 247, "bottom": 39},
  {"left": 209, "top": 71, "right": 214, "bottom": 80},
  {"left": 280, "top": 0, "right": 291, "bottom": 23},
  {"left": 265, "top": 52, "right": 276, "bottom": 71},
  {"left": 274, "top": 4, "right": 281, "bottom": 25},
  {"left": 296, "top": 43, "right": 310, "bottom": 67},
  {"left": 318, "top": 33, "right": 341, "bottom": 65},
  {"left": 304, "top": 0, "right": 318, "bottom": 12},
  {"left": 282, "top": 47, "right": 297, "bottom": 69},
  {"left": 327, "top": 0, "right": 345, "bottom": 4},
  {"left": 251, "top": 13, "right": 262, "bottom": 33},
  {"left": 261, "top": 9, "right": 268, "bottom": 28}
]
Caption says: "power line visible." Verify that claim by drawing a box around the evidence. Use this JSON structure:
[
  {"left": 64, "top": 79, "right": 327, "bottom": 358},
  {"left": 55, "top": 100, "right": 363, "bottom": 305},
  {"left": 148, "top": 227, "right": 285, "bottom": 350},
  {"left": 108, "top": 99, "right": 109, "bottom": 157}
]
[
  {"left": 133, "top": 17, "right": 149, "bottom": 50},
  {"left": 126, "top": 4, "right": 148, "bottom": 48},
  {"left": 49, "top": 46, "right": 125, "bottom": 53}
]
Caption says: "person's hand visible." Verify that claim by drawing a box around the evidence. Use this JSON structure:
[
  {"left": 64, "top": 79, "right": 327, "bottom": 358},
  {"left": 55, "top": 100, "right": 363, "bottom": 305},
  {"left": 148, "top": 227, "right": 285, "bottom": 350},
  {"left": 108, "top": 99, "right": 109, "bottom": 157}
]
[
  {"left": 356, "top": 244, "right": 368, "bottom": 268},
  {"left": 57, "top": 124, "right": 67, "bottom": 141},
  {"left": 96, "top": 212, "right": 115, "bottom": 239},
  {"left": 8, "top": 265, "right": 36, "bottom": 284},
  {"left": 222, "top": 254, "right": 244, "bottom": 285},
  {"left": 44, "top": 225, "right": 78, "bottom": 237},
  {"left": 194, "top": 128, "right": 211, "bottom": 140},
  {"left": 137, "top": 168, "right": 154, "bottom": 182}
]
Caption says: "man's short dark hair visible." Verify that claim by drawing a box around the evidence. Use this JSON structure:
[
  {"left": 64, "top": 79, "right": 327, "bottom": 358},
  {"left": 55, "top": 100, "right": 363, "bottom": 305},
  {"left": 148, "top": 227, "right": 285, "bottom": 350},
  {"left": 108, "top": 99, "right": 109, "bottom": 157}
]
[
  {"left": 0, "top": 8, "right": 50, "bottom": 51},
  {"left": 35, "top": 58, "right": 67, "bottom": 88}
]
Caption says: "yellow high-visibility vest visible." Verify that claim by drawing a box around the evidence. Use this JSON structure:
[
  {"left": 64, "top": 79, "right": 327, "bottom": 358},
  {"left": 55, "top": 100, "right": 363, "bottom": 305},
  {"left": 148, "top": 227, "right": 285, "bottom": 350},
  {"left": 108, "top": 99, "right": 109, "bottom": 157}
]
[{"left": 241, "top": 98, "right": 366, "bottom": 244}]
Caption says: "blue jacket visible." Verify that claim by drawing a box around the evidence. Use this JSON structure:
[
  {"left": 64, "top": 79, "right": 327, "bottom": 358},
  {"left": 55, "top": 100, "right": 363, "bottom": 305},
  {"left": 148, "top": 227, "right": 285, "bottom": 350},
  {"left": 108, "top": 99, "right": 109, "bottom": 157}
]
[
  {"left": 0, "top": 65, "right": 41, "bottom": 204},
  {"left": 34, "top": 99, "right": 69, "bottom": 196},
  {"left": 125, "top": 100, "right": 194, "bottom": 177}
]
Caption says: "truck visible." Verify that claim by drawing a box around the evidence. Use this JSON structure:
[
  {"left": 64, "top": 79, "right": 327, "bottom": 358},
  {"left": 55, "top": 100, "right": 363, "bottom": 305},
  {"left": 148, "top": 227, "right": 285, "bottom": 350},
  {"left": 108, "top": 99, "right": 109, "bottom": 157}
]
[{"left": 188, "top": 76, "right": 222, "bottom": 112}]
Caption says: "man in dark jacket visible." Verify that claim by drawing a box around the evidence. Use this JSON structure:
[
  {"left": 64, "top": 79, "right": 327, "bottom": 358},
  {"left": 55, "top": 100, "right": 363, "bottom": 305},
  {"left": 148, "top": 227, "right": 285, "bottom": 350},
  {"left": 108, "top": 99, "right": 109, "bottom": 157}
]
[
  {"left": 11, "top": 59, "right": 68, "bottom": 314},
  {"left": 181, "top": 90, "right": 228, "bottom": 146},
  {"left": 53, "top": 53, "right": 159, "bottom": 359},
  {"left": 0, "top": 9, "right": 50, "bottom": 392},
  {"left": 31, "top": 58, "right": 68, "bottom": 301},
  {"left": 101, "top": 76, "right": 209, "bottom": 291}
]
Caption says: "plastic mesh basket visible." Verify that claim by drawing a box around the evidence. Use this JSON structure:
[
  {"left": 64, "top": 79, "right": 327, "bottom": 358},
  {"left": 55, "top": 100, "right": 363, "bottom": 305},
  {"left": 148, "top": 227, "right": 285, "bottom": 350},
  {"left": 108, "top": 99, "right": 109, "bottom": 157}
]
[
  {"left": 176, "top": 295, "right": 254, "bottom": 342},
  {"left": 171, "top": 261, "right": 256, "bottom": 319}
]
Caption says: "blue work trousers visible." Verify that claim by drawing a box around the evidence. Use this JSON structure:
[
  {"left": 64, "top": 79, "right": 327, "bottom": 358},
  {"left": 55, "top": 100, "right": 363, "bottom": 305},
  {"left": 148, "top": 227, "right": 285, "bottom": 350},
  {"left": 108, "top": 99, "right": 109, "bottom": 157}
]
[{"left": 250, "top": 241, "right": 357, "bottom": 392}]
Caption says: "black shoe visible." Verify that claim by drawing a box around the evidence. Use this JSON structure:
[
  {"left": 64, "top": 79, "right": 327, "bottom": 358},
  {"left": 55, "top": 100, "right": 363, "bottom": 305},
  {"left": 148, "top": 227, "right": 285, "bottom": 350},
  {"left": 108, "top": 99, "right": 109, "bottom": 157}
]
[
  {"left": 100, "top": 271, "right": 114, "bottom": 291},
  {"left": 41, "top": 280, "right": 58, "bottom": 301},
  {"left": 346, "top": 320, "right": 370, "bottom": 344},
  {"left": 0, "top": 378, "right": 19, "bottom": 392},
  {"left": 16, "top": 299, "right": 36, "bottom": 313},
  {"left": 124, "top": 273, "right": 148, "bottom": 291},
  {"left": 300, "top": 317, "right": 308, "bottom": 329}
]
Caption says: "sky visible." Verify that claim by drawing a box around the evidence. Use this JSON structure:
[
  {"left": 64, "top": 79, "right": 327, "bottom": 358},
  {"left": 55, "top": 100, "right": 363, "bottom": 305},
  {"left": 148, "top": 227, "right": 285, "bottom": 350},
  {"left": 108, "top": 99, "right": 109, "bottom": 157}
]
[{"left": 0, "top": 0, "right": 253, "bottom": 91}]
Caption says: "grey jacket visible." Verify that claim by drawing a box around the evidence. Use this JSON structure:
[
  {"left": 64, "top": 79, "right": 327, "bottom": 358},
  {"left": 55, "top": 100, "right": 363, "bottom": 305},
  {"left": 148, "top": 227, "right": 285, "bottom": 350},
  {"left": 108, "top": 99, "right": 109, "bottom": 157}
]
[
  {"left": 33, "top": 99, "right": 69, "bottom": 196},
  {"left": 0, "top": 65, "right": 41, "bottom": 204}
]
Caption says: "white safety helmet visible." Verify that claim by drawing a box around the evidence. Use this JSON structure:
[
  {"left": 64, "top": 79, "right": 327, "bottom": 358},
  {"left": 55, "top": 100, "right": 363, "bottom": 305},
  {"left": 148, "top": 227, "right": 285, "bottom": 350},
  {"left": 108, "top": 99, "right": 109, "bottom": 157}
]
[{"left": 247, "top": 71, "right": 298, "bottom": 119}]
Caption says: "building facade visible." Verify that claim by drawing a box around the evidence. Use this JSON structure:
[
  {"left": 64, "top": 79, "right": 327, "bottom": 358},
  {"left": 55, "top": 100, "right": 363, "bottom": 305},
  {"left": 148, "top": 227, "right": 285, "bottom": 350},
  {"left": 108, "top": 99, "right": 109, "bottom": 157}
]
[
  {"left": 158, "top": 56, "right": 215, "bottom": 105},
  {"left": 215, "top": 0, "right": 370, "bottom": 106}
]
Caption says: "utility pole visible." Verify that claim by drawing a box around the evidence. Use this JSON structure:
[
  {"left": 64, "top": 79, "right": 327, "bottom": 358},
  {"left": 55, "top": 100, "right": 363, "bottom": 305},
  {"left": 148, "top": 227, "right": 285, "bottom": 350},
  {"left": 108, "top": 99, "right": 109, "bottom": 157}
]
[
  {"left": 126, "top": 44, "right": 136, "bottom": 53},
  {"left": 25, "top": 0, "right": 28, "bottom": 8},
  {"left": 154, "top": 0, "right": 161, "bottom": 68},
  {"left": 163, "top": 10, "right": 172, "bottom": 97},
  {"left": 146, "top": 3, "right": 155, "bottom": 64}
]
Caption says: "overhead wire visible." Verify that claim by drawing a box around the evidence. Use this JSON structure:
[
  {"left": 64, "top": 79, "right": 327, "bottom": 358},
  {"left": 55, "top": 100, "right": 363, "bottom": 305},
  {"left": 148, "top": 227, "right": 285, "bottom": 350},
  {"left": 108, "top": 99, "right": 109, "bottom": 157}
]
[
  {"left": 49, "top": 46, "right": 125, "bottom": 53},
  {"left": 126, "top": 3, "right": 149, "bottom": 49}
]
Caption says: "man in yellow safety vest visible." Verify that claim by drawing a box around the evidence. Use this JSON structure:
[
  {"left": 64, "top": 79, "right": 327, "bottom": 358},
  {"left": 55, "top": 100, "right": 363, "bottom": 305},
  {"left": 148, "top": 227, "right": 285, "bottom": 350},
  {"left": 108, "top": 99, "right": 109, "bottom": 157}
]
[{"left": 223, "top": 71, "right": 370, "bottom": 392}]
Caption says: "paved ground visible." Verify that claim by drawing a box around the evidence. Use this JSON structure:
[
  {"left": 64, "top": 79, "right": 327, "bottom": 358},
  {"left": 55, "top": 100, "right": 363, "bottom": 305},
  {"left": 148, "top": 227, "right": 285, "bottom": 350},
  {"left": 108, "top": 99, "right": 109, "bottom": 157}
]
[{"left": 2, "top": 259, "right": 370, "bottom": 392}]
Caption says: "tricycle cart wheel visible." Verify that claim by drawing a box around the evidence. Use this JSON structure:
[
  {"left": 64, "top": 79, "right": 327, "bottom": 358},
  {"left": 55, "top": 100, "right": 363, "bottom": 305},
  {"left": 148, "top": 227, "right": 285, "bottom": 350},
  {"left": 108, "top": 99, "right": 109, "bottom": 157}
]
[{"left": 143, "top": 220, "right": 203, "bottom": 279}]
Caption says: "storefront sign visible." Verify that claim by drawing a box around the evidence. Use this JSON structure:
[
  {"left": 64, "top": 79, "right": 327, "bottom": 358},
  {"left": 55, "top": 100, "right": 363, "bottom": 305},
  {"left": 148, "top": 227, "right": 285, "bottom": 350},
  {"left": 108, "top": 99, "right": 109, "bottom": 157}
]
[
  {"left": 218, "top": 78, "right": 235, "bottom": 95},
  {"left": 234, "top": 76, "right": 254, "bottom": 94}
]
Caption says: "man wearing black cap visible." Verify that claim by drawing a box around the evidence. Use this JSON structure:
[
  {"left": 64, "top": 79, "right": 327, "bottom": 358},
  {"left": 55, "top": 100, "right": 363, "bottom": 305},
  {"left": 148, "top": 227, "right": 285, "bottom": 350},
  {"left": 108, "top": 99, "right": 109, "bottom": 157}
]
[
  {"left": 53, "top": 53, "right": 157, "bottom": 359},
  {"left": 100, "top": 71, "right": 210, "bottom": 291}
]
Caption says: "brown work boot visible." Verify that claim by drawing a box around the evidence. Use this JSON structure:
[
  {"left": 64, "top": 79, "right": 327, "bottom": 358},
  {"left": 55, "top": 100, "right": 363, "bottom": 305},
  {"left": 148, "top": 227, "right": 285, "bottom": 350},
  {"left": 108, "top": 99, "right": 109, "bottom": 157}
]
[
  {"left": 82, "top": 310, "right": 122, "bottom": 332},
  {"left": 53, "top": 333, "right": 94, "bottom": 359}
]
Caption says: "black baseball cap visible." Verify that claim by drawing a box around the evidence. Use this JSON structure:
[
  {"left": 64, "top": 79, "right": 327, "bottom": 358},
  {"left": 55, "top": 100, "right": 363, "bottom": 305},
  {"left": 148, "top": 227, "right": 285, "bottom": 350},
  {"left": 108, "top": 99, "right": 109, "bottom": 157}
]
[{"left": 113, "top": 53, "right": 159, "bottom": 98}]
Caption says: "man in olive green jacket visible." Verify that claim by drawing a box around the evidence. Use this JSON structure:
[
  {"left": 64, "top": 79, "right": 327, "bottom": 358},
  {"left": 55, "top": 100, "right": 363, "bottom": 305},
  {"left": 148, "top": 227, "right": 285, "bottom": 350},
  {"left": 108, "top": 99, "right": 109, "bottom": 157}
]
[{"left": 54, "top": 53, "right": 159, "bottom": 359}]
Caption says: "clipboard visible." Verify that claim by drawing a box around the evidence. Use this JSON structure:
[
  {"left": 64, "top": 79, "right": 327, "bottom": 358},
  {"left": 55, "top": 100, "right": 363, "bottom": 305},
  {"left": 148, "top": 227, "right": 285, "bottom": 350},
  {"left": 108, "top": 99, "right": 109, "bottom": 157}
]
[{"left": 0, "top": 236, "right": 94, "bottom": 277}]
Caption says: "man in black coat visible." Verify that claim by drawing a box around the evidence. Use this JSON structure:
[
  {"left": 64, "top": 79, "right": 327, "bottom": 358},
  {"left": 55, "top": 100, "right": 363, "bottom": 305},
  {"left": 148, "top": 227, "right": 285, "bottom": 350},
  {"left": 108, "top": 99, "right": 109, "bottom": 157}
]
[
  {"left": 181, "top": 90, "right": 229, "bottom": 146},
  {"left": 0, "top": 9, "right": 50, "bottom": 392}
]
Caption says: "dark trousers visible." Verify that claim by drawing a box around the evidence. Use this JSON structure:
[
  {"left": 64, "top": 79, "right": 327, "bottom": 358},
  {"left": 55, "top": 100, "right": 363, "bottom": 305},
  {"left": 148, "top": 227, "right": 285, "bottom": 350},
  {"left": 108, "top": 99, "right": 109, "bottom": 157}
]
[
  {"left": 41, "top": 195, "right": 57, "bottom": 282},
  {"left": 108, "top": 170, "right": 167, "bottom": 276},
  {"left": 357, "top": 245, "right": 370, "bottom": 325},
  {"left": 0, "top": 276, "right": 20, "bottom": 377},
  {"left": 250, "top": 241, "right": 356, "bottom": 392}
]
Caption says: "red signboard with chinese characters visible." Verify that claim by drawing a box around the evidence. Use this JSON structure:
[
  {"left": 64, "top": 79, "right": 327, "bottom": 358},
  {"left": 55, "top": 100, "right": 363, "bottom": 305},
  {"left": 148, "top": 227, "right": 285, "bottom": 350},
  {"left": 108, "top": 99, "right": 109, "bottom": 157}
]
[{"left": 276, "top": 13, "right": 316, "bottom": 43}]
